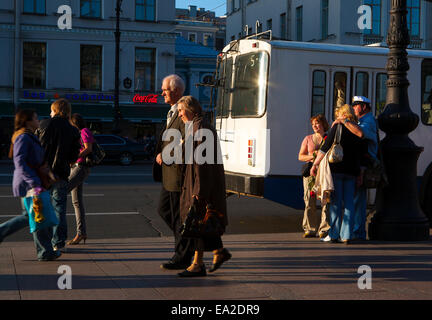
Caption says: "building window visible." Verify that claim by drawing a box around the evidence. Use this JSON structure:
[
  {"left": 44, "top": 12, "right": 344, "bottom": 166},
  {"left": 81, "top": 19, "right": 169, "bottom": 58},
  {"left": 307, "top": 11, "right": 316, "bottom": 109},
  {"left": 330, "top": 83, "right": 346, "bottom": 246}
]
[
  {"left": 266, "top": 19, "right": 272, "bottom": 31},
  {"left": 80, "top": 45, "right": 102, "bottom": 90},
  {"left": 363, "top": 0, "right": 381, "bottom": 35},
  {"left": 376, "top": 73, "right": 387, "bottom": 116},
  {"left": 215, "top": 37, "right": 225, "bottom": 51},
  {"left": 321, "top": 0, "right": 329, "bottom": 39},
  {"left": 280, "top": 13, "right": 286, "bottom": 40},
  {"left": 23, "top": 0, "right": 45, "bottom": 14},
  {"left": 407, "top": 0, "right": 420, "bottom": 37},
  {"left": 188, "top": 33, "right": 197, "bottom": 43},
  {"left": 23, "top": 42, "right": 46, "bottom": 89},
  {"left": 296, "top": 6, "right": 303, "bottom": 41},
  {"left": 203, "top": 34, "right": 213, "bottom": 47},
  {"left": 230, "top": 0, "right": 235, "bottom": 13},
  {"left": 136, "top": 0, "right": 156, "bottom": 21},
  {"left": 355, "top": 72, "right": 369, "bottom": 98},
  {"left": 80, "top": 0, "right": 101, "bottom": 18},
  {"left": 135, "top": 48, "right": 155, "bottom": 92},
  {"left": 421, "top": 59, "right": 432, "bottom": 125},
  {"left": 311, "top": 70, "right": 326, "bottom": 117}
]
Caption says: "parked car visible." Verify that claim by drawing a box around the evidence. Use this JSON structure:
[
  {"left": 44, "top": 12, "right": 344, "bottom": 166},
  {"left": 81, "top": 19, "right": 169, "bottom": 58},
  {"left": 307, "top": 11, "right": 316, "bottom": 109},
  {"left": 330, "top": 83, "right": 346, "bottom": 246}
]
[{"left": 94, "top": 134, "right": 148, "bottom": 165}]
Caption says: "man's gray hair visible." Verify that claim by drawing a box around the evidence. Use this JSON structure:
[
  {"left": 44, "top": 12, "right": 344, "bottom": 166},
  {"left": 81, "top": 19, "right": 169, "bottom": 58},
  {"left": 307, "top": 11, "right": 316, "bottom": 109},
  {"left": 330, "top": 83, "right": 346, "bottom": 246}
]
[{"left": 163, "top": 74, "right": 185, "bottom": 95}]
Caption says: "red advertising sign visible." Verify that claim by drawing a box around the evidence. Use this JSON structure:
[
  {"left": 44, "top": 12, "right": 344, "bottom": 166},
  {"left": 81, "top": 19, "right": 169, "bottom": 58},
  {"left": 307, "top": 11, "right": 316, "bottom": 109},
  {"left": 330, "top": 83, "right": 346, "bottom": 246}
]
[{"left": 133, "top": 94, "right": 159, "bottom": 104}]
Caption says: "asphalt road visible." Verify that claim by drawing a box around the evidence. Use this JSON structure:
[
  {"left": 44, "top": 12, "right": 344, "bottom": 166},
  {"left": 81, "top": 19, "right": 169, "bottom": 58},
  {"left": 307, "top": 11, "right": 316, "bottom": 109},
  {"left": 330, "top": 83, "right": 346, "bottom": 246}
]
[{"left": 0, "top": 162, "right": 303, "bottom": 243}]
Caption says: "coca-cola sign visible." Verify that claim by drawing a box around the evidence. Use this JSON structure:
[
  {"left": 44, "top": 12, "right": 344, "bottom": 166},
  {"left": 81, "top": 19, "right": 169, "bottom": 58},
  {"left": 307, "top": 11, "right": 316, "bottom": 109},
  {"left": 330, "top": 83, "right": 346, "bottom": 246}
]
[{"left": 133, "top": 94, "right": 159, "bottom": 104}]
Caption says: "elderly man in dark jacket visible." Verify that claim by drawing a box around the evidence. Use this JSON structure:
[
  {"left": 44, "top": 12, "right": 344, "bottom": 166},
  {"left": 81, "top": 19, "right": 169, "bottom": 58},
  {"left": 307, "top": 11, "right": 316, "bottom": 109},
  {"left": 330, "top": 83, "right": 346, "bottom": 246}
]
[
  {"left": 154, "top": 74, "right": 193, "bottom": 270},
  {"left": 36, "top": 98, "right": 81, "bottom": 252}
]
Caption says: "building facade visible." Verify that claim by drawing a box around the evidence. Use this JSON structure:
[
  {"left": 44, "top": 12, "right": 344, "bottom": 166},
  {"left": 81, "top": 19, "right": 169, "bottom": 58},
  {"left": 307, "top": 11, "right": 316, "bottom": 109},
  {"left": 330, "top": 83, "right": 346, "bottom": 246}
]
[
  {"left": 0, "top": 0, "right": 177, "bottom": 141},
  {"left": 176, "top": 5, "right": 226, "bottom": 52},
  {"left": 175, "top": 36, "right": 219, "bottom": 113},
  {"left": 226, "top": 0, "right": 432, "bottom": 49}
]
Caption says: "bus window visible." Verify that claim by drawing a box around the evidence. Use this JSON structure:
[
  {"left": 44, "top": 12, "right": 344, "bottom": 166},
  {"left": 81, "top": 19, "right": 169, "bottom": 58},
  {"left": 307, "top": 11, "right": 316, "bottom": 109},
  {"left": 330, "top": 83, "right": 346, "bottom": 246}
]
[
  {"left": 311, "top": 70, "right": 326, "bottom": 117},
  {"left": 333, "top": 72, "right": 347, "bottom": 115},
  {"left": 231, "top": 52, "right": 269, "bottom": 117},
  {"left": 421, "top": 59, "right": 432, "bottom": 125},
  {"left": 376, "top": 73, "right": 387, "bottom": 116},
  {"left": 216, "top": 58, "right": 233, "bottom": 118},
  {"left": 356, "top": 72, "right": 369, "bottom": 98}
]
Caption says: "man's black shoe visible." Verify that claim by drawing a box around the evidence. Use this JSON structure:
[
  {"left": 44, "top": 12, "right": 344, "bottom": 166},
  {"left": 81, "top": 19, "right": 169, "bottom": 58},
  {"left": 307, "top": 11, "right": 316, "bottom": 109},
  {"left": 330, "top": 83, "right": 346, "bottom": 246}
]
[{"left": 160, "top": 261, "right": 190, "bottom": 270}]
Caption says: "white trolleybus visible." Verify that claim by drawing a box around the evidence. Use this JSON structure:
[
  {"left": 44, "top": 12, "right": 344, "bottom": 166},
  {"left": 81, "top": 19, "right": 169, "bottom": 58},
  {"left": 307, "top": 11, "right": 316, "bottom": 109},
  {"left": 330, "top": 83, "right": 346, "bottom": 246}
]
[{"left": 213, "top": 35, "right": 432, "bottom": 224}]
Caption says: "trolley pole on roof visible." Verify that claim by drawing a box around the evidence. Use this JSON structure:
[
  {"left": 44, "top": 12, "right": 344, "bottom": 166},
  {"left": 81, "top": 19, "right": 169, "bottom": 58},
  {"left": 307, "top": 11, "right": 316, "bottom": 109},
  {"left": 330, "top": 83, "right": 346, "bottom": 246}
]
[{"left": 368, "top": 0, "right": 429, "bottom": 240}]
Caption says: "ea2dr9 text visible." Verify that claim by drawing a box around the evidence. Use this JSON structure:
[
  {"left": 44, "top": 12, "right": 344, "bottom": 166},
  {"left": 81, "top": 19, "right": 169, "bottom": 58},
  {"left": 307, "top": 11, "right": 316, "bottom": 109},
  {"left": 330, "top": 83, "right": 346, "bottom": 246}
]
[{"left": 215, "top": 305, "right": 260, "bottom": 315}]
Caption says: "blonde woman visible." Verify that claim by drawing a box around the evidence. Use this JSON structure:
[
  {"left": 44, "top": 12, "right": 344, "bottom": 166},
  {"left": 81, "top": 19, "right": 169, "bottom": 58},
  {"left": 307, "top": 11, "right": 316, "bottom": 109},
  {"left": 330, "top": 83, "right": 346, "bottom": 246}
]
[{"left": 310, "top": 105, "right": 366, "bottom": 244}]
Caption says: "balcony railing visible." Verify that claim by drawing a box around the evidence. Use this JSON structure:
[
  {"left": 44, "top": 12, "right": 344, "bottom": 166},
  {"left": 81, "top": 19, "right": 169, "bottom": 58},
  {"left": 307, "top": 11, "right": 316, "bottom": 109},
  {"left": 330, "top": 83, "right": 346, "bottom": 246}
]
[{"left": 363, "top": 34, "right": 423, "bottom": 49}]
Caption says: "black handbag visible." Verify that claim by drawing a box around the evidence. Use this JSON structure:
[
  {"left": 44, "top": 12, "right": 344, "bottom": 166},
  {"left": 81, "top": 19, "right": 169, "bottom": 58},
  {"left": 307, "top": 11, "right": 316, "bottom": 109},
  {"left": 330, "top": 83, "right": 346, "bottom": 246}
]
[
  {"left": 301, "top": 162, "right": 313, "bottom": 177},
  {"left": 180, "top": 201, "right": 225, "bottom": 238},
  {"left": 85, "top": 141, "right": 106, "bottom": 167}
]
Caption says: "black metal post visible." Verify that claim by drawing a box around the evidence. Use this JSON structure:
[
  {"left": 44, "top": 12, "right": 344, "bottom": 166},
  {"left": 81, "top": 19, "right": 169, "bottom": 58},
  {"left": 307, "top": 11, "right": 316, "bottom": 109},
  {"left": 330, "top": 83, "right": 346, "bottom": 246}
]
[
  {"left": 368, "top": 0, "right": 430, "bottom": 241},
  {"left": 113, "top": 0, "right": 123, "bottom": 133}
]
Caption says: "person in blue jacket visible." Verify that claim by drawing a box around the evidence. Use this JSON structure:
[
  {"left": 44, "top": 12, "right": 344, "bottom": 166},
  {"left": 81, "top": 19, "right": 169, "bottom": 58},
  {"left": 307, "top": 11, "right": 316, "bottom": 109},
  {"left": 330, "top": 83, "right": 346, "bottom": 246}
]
[{"left": 0, "top": 109, "right": 60, "bottom": 261}]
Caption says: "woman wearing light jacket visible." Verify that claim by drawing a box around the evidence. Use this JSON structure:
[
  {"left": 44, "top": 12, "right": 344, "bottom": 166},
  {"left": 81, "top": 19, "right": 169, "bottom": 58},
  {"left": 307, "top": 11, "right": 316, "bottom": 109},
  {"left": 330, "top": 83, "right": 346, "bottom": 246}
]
[{"left": 0, "top": 109, "right": 60, "bottom": 261}]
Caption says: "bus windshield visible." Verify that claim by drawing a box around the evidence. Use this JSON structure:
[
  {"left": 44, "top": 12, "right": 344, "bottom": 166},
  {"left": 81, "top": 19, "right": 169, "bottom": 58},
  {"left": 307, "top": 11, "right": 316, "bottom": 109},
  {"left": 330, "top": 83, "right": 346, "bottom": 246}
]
[
  {"left": 216, "top": 57, "right": 233, "bottom": 118},
  {"left": 231, "top": 51, "right": 269, "bottom": 117}
]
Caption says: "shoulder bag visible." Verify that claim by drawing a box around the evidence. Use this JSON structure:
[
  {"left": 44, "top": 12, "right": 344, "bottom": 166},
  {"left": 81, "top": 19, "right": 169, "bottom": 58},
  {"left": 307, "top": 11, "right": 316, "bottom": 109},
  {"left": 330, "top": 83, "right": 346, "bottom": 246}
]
[
  {"left": 180, "top": 200, "right": 225, "bottom": 238},
  {"left": 85, "top": 140, "right": 106, "bottom": 167},
  {"left": 328, "top": 124, "right": 343, "bottom": 163}
]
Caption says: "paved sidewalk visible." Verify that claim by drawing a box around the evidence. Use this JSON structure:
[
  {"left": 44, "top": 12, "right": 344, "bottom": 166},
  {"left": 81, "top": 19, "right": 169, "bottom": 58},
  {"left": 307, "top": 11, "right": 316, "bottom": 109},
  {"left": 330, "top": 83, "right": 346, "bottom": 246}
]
[{"left": 1, "top": 232, "right": 431, "bottom": 300}]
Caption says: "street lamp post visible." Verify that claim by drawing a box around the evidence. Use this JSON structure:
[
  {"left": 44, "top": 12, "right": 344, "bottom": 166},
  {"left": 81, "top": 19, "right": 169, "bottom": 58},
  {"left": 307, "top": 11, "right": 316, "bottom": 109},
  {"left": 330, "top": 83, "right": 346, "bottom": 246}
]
[
  {"left": 368, "top": 0, "right": 430, "bottom": 241},
  {"left": 113, "top": 0, "right": 123, "bottom": 133}
]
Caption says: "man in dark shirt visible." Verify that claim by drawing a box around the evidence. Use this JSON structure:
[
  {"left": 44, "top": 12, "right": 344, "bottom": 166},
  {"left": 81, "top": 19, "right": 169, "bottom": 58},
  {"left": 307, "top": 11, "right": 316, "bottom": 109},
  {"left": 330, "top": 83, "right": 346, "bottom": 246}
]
[{"left": 36, "top": 99, "right": 81, "bottom": 252}]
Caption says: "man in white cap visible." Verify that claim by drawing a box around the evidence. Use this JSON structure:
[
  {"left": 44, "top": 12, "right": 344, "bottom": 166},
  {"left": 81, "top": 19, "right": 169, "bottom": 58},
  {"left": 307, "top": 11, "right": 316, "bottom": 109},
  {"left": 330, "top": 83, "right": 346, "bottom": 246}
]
[{"left": 351, "top": 96, "right": 378, "bottom": 240}]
